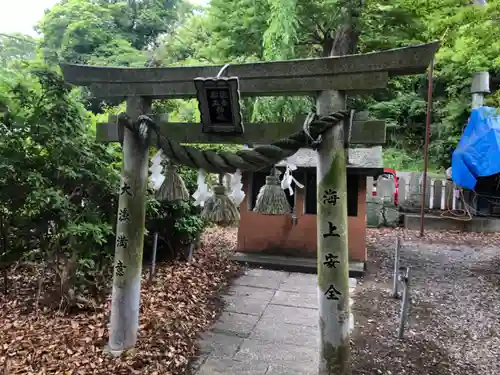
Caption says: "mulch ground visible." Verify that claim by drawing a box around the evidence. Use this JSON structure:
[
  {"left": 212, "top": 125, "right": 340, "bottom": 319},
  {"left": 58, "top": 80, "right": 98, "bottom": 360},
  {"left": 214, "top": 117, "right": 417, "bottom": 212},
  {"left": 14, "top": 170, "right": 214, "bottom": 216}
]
[
  {"left": 352, "top": 228, "right": 500, "bottom": 375},
  {"left": 0, "top": 227, "right": 240, "bottom": 375}
]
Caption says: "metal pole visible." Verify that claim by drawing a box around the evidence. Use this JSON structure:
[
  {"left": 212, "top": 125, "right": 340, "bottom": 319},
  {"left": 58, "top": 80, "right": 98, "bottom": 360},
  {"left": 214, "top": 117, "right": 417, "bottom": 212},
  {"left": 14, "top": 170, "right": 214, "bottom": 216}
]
[
  {"left": 149, "top": 232, "right": 159, "bottom": 282},
  {"left": 398, "top": 266, "right": 411, "bottom": 339},
  {"left": 471, "top": 72, "right": 490, "bottom": 109},
  {"left": 392, "top": 237, "right": 401, "bottom": 298},
  {"left": 419, "top": 61, "right": 434, "bottom": 237}
]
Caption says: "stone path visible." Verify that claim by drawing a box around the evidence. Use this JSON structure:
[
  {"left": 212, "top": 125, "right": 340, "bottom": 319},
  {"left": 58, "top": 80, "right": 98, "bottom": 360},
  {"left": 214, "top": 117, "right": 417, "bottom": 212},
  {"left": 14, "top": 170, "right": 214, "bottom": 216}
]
[{"left": 192, "top": 268, "right": 321, "bottom": 375}]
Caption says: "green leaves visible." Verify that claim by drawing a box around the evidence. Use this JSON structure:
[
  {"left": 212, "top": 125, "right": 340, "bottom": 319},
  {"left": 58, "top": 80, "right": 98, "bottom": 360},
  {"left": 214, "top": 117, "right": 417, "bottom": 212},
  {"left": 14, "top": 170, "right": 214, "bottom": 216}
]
[
  {"left": 0, "top": 63, "right": 120, "bottom": 269},
  {"left": 37, "top": 0, "right": 184, "bottom": 65},
  {"left": 0, "top": 33, "right": 38, "bottom": 65},
  {"left": 263, "top": 0, "right": 299, "bottom": 60}
]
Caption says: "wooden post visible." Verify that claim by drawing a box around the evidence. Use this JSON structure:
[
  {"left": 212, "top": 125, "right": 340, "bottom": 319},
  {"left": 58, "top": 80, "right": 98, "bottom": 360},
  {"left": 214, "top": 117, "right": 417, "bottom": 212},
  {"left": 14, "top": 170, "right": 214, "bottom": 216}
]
[
  {"left": 108, "top": 96, "right": 152, "bottom": 355},
  {"left": 316, "top": 90, "right": 350, "bottom": 375}
]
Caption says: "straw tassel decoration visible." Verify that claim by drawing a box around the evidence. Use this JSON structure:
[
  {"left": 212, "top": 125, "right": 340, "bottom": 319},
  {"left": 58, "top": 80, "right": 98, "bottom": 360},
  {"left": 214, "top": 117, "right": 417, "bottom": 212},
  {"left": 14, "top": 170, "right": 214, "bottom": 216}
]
[
  {"left": 253, "top": 167, "right": 291, "bottom": 215},
  {"left": 201, "top": 174, "right": 240, "bottom": 227}
]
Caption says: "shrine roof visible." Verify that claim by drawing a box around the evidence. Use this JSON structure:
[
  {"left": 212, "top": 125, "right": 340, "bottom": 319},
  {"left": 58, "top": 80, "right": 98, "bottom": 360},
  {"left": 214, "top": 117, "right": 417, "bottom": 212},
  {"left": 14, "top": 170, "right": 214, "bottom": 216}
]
[{"left": 275, "top": 147, "right": 383, "bottom": 170}]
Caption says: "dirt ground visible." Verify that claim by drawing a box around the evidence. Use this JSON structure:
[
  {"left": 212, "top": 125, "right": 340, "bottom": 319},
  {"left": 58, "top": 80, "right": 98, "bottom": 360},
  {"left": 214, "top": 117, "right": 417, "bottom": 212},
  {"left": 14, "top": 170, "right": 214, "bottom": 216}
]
[{"left": 352, "top": 228, "right": 500, "bottom": 375}]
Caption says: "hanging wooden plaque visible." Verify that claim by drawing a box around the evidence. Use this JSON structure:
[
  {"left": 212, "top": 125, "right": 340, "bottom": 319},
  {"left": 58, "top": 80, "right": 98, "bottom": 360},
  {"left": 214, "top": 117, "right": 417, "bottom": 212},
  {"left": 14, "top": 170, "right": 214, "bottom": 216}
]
[{"left": 194, "top": 77, "right": 244, "bottom": 134}]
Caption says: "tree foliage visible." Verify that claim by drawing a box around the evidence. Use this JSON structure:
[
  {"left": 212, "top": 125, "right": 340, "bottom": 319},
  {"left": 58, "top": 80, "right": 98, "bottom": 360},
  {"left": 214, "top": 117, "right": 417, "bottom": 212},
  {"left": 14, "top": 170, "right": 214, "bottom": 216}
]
[
  {"left": 37, "top": 0, "right": 185, "bottom": 65},
  {"left": 13, "top": 0, "right": 495, "bottom": 172},
  {"left": 156, "top": 0, "right": 499, "bottom": 171},
  {"left": 0, "top": 62, "right": 120, "bottom": 303},
  {"left": 0, "top": 33, "right": 38, "bottom": 64}
]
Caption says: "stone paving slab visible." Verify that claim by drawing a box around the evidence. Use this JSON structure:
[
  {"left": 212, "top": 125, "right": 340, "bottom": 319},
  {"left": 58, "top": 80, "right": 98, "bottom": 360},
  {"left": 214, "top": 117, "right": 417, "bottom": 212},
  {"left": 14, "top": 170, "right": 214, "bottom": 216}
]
[
  {"left": 194, "top": 269, "right": 355, "bottom": 374},
  {"left": 266, "top": 364, "right": 317, "bottom": 375},
  {"left": 243, "top": 268, "right": 289, "bottom": 279},
  {"left": 233, "top": 274, "right": 283, "bottom": 289},
  {"left": 260, "top": 304, "right": 318, "bottom": 327},
  {"left": 233, "top": 340, "right": 318, "bottom": 368},
  {"left": 227, "top": 285, "right": 276, "bottom": 300},
  {"left": 270, "top": 289, "right": 318, "bottom": 309},
  {"left": 211, "top": 311, "right": 260, "bottom": 338},
  {"left": 196, "top": 358, "right": 268, "bottom": 375},
  {"left": 278, "top": 273, "right": 317, "bottom": 294},
  {"left": 284, "top": 272, "right": 317, "bottom": 285},
  {"left": 278, "top": 282, "right": 317, "bottom": 294},
  {"left": 198, "top": 331, "right": 244, "bottom": 358},
  {"left": 250, "top": 319, "right": 319, "bottom": 347},
  {"left": 223, "top": 295, "right": 270, "bottom": 316}
]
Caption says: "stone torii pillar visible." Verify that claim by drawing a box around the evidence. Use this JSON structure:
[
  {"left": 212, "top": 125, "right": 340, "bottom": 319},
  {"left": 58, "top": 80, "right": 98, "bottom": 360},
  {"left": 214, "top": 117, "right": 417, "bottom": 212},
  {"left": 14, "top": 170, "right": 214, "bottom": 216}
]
[
  {"left": 316, "top": 88, "right": 351, "bottom": 372},
  {"left": 108, "top": 97, "right": 152, "bottom": 354}
]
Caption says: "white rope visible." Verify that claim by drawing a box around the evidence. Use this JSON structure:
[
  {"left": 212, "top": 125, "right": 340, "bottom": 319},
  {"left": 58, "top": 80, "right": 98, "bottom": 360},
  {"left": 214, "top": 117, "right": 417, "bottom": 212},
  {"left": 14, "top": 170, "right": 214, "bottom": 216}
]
[
  {"left": 216, "top": 63, "right": 230, "bottom": 78},
  {"left": 348, "top": 109, "right": 355, "bottom": 142},
  {"left": 302, "top": 112, "right": 317, "bottom": 142}
]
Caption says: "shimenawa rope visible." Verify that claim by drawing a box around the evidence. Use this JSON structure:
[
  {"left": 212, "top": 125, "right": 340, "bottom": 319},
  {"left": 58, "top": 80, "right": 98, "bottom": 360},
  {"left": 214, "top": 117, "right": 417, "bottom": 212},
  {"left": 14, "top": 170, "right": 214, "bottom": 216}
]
[{"left": 117, "top": 110, "right": 350, "bottom": 174}]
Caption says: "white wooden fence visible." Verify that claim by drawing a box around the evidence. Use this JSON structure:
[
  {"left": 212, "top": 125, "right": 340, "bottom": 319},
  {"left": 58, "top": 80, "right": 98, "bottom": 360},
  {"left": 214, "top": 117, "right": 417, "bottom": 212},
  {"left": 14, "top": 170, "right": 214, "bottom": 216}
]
[{"left": 367, "top": 172, "right": 465, "bottom": 210}]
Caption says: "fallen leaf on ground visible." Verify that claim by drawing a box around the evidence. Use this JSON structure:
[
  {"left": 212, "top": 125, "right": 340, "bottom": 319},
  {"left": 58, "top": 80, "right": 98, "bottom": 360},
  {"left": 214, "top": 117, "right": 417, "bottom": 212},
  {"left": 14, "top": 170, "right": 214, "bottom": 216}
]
[{"left": 0, "top": 227, "right": 240, "bottom": 375}]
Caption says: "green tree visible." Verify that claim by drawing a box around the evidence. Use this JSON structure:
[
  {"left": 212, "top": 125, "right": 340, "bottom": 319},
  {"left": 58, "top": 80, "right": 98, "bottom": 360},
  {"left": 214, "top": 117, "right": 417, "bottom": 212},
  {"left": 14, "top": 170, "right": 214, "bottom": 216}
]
[
  {"left": 371, "top": 0, "right": 500, "bottom": 170},
  {"left": 0, "top": 33, "right": 38, "bottom": 64},
  {"left": 0, "top": 62, "right": 120, "bottom": 304},
  {"left": 37, "top": 0, "right": 120, "bottom": 64},
  {"left": 204, "top": 0, "right": 269, "bottom": 61},
  {"left": 37, "top": 0, "right": 185, "bottom": 65},
  {"left": 99, "top": 0, "right": 185, "bottom": 50},
  {"left": 154, "top": 12, "right": 215, "bottom": 65},
  {"left": 88, "top": 39, "right": 148, "bottom": 67}
]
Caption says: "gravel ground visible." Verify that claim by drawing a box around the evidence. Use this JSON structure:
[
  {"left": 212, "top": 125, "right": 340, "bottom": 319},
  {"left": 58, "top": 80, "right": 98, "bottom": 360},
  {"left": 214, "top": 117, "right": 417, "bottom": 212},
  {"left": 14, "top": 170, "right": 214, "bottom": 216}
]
[{"left": 352, "top": 229, "right": 500, "bottom": 375}]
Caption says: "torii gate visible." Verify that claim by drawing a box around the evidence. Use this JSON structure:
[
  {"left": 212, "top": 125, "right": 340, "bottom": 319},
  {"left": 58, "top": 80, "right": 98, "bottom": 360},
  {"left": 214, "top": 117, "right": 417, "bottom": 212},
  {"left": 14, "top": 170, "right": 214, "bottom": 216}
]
[{"left": 60, "top": 41, "right": 439, "bottom": 374}]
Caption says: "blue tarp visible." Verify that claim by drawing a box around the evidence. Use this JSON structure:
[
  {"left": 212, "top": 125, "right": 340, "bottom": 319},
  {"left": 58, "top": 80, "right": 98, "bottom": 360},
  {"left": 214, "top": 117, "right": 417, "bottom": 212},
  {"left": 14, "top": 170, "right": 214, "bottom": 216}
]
[{"left": 452, "top": 106, "right": 500, "bottom": 190}]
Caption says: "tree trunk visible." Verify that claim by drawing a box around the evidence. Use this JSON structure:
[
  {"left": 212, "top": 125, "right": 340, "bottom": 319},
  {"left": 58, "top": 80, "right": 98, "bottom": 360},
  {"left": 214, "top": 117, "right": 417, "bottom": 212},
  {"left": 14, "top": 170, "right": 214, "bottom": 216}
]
[
  {"left": 322, "top": 1, "right": 363, "bottom": 58},
  {"left": 108, "top": 96, "right": 151, "bottom": 355}
]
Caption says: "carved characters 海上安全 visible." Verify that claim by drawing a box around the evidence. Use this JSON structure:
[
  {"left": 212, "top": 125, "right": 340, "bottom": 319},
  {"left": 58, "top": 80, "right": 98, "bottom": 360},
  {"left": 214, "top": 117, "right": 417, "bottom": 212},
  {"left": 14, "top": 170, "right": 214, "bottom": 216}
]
[
  {"left": 323, "top": 189, "right": 340, "bottom": 206},
  {"left": 324, "top": 285, "right": 342, "bottom": 300},
  {"left": 323, "top": 221, "right": 340, "bottom": 238},
  {"left": 323, "top": 253, "right": 340, "bottom": 268}
]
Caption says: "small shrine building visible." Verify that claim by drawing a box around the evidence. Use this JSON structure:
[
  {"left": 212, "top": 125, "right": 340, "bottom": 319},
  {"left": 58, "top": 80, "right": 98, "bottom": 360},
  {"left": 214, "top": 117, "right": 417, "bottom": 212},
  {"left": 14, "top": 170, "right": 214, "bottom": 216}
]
[{"left": 236, "top": 146, "right": 383, "bottom": 268}]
